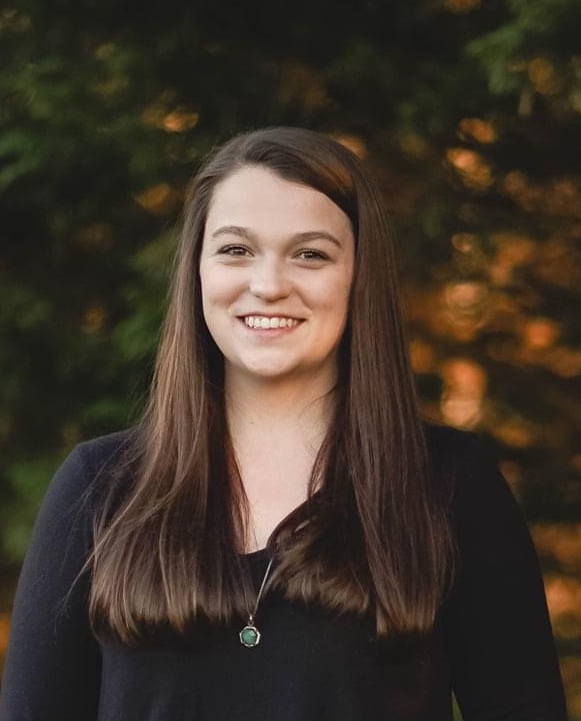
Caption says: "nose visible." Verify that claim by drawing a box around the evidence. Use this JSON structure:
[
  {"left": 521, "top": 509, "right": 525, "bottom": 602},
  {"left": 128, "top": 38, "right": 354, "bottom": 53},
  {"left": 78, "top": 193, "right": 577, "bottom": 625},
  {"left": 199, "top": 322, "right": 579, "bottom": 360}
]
[{"left": 249, "top": 256, "right": 292, "bottom": 301}]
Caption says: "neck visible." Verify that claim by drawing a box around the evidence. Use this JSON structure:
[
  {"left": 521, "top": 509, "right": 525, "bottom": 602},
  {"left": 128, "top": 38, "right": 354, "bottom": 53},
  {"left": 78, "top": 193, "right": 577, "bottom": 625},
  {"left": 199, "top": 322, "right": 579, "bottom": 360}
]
[{"left": 224, "top": 368, "right": 337, "bottom": 442}]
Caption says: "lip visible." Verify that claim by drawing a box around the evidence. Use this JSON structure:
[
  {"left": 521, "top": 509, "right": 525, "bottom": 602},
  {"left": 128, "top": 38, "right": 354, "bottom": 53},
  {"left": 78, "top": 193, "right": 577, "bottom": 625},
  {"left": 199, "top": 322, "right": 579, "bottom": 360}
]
[{"left": 236, "top": 313, "right": 304, "bottom": 320}]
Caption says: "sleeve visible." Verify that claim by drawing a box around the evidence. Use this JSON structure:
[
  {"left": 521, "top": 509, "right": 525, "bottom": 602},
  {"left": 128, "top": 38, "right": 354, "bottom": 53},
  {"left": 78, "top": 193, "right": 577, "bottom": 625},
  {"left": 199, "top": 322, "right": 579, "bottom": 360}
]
[
  {"left": 441, "top": 432, "right": 569, "bottom": 721},
  {"left": 0, "top": 444, "right": 102, "bottom": 720}
]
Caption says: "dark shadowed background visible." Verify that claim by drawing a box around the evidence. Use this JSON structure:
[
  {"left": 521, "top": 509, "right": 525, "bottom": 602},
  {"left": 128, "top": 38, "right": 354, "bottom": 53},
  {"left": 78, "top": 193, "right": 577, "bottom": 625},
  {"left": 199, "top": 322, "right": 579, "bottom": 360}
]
[{"left": 0, "top": 0, "right": 580, "bottom": 716}]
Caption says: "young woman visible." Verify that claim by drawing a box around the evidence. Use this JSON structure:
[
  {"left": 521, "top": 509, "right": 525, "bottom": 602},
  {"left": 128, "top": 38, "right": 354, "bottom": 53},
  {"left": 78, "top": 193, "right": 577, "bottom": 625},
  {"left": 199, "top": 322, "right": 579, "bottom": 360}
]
[{"left": 0, "top": 127, "right": 568, "bottom": 720}]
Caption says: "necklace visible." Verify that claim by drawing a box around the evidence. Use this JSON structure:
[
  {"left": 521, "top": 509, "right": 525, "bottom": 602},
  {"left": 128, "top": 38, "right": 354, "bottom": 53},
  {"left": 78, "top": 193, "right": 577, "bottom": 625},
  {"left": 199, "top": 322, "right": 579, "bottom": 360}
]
[{"left": 239, "top": 554, "right": 275, "bottom": 648}]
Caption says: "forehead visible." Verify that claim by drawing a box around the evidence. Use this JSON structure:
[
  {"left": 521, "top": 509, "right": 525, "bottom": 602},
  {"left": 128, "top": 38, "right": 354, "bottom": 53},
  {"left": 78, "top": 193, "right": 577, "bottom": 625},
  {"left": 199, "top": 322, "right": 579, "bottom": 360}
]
[{"left": 204, "top": 165, "right": 353, "bottom": 239}]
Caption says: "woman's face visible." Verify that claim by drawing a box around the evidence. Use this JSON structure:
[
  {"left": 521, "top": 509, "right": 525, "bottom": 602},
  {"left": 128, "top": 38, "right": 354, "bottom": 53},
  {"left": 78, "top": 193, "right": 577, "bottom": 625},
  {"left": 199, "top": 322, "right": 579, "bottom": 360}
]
[{"left": 199, "top": 165, "right": 355, "bottom": 385}]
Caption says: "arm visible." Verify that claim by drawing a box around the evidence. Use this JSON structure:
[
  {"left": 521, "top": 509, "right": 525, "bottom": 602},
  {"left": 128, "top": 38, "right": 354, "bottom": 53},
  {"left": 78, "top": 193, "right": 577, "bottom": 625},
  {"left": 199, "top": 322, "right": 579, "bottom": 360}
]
[
  {"left": 442, "top": 433, "right": 568, "bottom": 720},
  {"left": 0, "top": 445, "right": 102, "bottom": 720}
]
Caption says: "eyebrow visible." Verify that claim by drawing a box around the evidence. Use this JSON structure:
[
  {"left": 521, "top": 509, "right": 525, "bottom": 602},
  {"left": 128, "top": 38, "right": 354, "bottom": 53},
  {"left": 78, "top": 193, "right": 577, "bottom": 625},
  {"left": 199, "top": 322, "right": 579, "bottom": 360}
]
[{"left": 210, "top": 225, "right": 343, "bottom": 248}]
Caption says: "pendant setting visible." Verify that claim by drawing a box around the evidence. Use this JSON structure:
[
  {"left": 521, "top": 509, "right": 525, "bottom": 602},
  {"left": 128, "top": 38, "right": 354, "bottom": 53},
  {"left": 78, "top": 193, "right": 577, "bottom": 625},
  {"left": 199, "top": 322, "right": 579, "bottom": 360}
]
[
  {"left": 239, "top": 554, "right": 275, "bottom": 647},
  {"left": 239, "top": 623, "right": 261, "bottom": 648}
]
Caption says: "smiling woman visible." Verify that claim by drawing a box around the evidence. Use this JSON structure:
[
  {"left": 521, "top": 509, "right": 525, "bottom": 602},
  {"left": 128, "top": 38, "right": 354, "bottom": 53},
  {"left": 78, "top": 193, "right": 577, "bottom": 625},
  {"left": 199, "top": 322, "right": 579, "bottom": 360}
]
[
  {"left": 199, "top": 166, "right": 354, "bottom": 385},
  {"left": 0, "top": 128, "right": 568, "bottom": 720}
]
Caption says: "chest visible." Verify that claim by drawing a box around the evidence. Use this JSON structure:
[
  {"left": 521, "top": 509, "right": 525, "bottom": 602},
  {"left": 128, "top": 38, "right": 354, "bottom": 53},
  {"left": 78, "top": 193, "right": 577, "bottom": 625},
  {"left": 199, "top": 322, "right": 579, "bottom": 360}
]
[
  {"left": 234, "top": 447, "right": 317, "bottom": 552},
  {"left": 97, "top": 606, "right": 451, "bottom": 720}
]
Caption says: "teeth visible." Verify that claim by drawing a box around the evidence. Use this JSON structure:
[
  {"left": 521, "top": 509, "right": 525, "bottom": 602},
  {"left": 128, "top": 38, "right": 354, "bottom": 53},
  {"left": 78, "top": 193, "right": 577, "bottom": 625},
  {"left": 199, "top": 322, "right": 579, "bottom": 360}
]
[{"left": 244, "top": 316, "right": 299, "bottom": 329}]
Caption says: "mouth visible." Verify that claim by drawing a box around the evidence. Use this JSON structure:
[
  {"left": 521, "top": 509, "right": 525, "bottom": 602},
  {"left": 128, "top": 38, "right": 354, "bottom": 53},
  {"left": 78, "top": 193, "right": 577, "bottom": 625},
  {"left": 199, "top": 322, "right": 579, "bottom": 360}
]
[{"left": 237, "top": 315, "right": 304, "bottom": 331}]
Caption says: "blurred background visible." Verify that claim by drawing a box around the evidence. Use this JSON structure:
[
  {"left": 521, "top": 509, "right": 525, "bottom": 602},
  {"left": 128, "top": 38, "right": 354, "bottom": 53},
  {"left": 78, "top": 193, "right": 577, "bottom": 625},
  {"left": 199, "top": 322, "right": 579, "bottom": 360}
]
[{"left": 0, "top": 0, "right": 580, "bottom": 716}]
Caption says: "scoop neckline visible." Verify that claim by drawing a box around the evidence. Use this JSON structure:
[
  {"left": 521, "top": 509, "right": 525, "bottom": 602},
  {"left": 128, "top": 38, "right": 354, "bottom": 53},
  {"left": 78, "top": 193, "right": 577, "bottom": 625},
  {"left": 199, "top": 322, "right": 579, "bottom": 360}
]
[
  {"left": 239, "top": 488, "right": 322, "bottom": 558},
  {"left": 241, "top": 546, "right": 270, "bottom": 558},
  {"left": 239, "top": 488, "right": 323, "bottom": 558}
]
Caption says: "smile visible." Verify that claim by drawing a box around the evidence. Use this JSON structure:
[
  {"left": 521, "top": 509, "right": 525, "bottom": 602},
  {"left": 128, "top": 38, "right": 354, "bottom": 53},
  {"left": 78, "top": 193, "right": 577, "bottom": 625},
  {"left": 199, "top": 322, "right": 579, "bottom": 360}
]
[{"left": 242, "top": 316, "right": 301, "bottom": 329}]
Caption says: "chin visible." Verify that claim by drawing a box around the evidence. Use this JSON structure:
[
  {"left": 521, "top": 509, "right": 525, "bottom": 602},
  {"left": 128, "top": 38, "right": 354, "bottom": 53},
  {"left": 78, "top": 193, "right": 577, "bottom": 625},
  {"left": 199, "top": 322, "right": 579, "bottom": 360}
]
[
  {"left": 243, "top": 366, "right": 299, "bottom": 381},
  {"left": 230, "top": 357, "right": 303, "bottom": 382}
]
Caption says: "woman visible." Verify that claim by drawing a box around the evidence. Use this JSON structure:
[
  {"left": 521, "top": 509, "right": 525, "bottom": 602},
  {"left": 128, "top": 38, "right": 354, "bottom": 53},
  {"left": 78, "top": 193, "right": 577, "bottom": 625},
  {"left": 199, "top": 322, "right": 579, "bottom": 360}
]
[{"left": 0, "top": 127, "right": 568, "bottom": 720}]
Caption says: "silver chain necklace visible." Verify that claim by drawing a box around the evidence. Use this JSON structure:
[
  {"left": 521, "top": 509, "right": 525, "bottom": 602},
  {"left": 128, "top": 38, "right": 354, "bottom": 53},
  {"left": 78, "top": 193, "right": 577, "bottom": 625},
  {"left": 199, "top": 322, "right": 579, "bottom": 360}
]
[{"left": 239, "top": 554, "right": 275, "bottom": 648}]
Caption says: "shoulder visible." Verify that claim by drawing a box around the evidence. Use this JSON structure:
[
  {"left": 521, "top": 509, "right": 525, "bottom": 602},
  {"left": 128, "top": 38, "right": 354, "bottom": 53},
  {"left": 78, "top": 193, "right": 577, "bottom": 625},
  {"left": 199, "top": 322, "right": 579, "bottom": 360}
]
[
  {"left": 421, "top": 420, "right": 513, "bottom": 519},
  {"left": 423, "top": 419, "right": 481, "bottom": 456},
  {"left": 74, "top": 426, "right": 140, "bottom": 476},
  {"left": 15, "top": 428, "right": 140, "bottom": 570},
  {"left": 43, "top": 427, "right": 140, "bottom": 519},
  {"left": 422, "top": 419, "right": 498, "bottom": 477},
  {"left": 422, "top": 421, "right": 529, "bottom": 557}
]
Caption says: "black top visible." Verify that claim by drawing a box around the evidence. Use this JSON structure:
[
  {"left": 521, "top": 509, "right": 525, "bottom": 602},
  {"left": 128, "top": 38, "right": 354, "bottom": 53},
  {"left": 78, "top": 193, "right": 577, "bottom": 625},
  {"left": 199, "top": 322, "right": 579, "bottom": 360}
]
[{"left": 0, "top": 424, "right": 568, "bottom": 720}]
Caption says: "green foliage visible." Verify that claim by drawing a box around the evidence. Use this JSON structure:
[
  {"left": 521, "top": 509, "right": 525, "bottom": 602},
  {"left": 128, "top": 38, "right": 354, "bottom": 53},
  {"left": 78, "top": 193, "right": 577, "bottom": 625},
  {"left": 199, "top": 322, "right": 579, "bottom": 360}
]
[
  {"left": 1, "top": 0, "right": 579, "bottom": 543},
  {"left": 469, "top": 0, "right": 581, "bottom": 97},
  {"left": 1, "top": 4, "right": 580, "bottom": 707},
  {"left": 1, "top": 455, "right": 62, "bottom": 560}
]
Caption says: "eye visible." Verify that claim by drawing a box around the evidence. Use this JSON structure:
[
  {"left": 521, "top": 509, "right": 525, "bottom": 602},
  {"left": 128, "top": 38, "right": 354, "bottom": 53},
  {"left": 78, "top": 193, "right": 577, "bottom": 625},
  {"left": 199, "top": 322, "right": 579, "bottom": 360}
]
[
  {"left": 218, "top": 245, "right": 251, "bottom": 257},
  {"left": 296, "top": 249, "right": 328, "bottom": 261}
]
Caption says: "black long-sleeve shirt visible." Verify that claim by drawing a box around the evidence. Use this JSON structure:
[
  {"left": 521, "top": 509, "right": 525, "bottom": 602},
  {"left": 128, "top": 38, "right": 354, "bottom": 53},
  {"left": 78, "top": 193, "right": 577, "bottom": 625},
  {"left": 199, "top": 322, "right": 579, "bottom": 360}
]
[{"left": 0, "top": 424, "right": 568, "bottom": 720}]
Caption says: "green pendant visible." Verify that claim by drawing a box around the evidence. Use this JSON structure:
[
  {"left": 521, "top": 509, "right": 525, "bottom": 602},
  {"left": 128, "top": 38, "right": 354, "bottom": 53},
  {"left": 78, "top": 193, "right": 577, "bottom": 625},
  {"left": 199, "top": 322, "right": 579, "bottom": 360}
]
[{"left": 240, "top": 624, "right": 261, "bottom": 647}]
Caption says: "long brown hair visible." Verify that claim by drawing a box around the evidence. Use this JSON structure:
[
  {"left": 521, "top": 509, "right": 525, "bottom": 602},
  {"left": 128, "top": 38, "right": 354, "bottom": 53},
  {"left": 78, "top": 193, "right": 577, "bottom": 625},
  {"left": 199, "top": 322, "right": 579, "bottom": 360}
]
[{"left": 87, "top": 127, "right": 456, "bottom": 644}]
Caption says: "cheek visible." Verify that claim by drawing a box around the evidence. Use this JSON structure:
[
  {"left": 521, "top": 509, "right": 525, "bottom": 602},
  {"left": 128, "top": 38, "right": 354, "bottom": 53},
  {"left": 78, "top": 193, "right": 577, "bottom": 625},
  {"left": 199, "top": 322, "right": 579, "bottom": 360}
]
[
  {"left": 321, "top": 270, "right": 353, "bottom": 314},
  {"left": 198, "top": 267, "right": 213, "bottom": 317},
  {"left": 329, "top": 276, "right": 354, "bottom": 332},
  {"left": 307, "top": 282, "right": 352, "bottom": 333},
  {"left": 199, "top": 271, "right": 227, "bottom": 335},
  {"left": 199, "top": 266, "right": 232, "bottom": 310}
]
